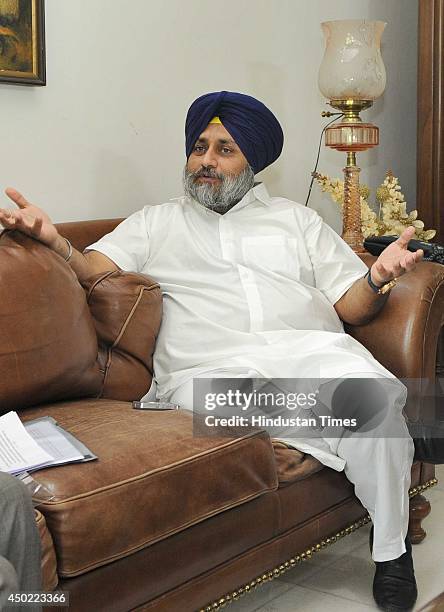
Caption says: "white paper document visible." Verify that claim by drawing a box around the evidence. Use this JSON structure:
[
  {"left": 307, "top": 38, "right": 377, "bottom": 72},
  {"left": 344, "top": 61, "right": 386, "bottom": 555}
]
[
  {"left": 0, "top": 411, "right": 55, "bottom": 474},
  {"left": 24, "top": 419, "right": 84, "bottom": 467}
]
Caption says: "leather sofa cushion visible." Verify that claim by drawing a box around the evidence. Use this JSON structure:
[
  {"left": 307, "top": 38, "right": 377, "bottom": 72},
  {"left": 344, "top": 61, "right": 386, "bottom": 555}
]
[
  {"left": 21, "top": 399, "right": 278, "bottom": 578},
  {"left": 0, "top": 231, "right": 162, "bottom": 411},
  {"left": 271, "top": 440, "right": 323, "bottom": 484},
  {"left": 82, "top": 271, "right": 162, "bottom": 401},
  {"left": 35, "top": 509, "right": 58, "bottom": 591},
  {"left": 0, "top": 231, "right": 102, "bottom": 412}
]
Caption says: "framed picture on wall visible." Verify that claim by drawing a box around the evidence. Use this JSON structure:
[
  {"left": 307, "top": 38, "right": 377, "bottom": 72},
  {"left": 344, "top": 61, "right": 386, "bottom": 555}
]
[{"left": 0, "top": 0, "right": 45, "bottom": 85}]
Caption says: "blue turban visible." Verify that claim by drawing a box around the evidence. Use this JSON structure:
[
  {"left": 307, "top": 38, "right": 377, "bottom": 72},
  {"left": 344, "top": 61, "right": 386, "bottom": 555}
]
[{"left": 185, "top": 91, "right": 284, "bottom": 174}]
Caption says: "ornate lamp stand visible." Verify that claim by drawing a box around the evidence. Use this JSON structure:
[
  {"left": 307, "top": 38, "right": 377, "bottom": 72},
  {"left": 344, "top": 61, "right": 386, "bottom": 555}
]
[
  {"left": 324, "top": 100, "right": 379, "bottom": 252},
  {"left": 318, "top": 20, "right": 387, "bottom": 253}
]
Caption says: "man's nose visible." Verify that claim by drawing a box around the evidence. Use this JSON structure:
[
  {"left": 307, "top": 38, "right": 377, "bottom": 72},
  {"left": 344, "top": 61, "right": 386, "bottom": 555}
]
[{"left": 201, "top": 148, "right": 218, "bottom": 168}]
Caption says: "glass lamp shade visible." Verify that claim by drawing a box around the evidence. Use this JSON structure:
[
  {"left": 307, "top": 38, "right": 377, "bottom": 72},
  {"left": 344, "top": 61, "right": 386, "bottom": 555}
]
[{"left": 318, "top": 20, "right": 387, "bottom": 101}]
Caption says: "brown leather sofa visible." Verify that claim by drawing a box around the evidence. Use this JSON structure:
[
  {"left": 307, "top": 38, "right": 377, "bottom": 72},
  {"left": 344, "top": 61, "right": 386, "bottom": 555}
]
[{"left": 0, "top": 220, "right": 442, "bottom": 612}]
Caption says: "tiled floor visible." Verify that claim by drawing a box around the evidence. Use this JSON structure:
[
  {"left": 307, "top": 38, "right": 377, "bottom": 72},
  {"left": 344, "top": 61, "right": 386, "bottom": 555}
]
[{"left": 228, "top": 465, "right": 444, "bottom": 612}]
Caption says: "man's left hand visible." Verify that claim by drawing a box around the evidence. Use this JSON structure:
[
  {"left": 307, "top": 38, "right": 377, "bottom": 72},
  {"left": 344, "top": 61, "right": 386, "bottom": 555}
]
[{"left": 370, "top": 226, "right": 424, "bottom": 286}]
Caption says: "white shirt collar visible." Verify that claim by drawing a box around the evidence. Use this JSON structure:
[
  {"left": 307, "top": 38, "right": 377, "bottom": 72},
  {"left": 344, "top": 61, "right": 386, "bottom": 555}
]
[{"left": 231, "top": 182, "right": 271, "bottom": 209}]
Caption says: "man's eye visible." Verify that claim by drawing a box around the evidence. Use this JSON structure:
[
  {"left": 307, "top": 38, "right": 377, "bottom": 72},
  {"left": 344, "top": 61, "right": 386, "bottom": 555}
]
[
  {"left": 221, "top": 148, "right": 232, "bottom": 154},
  {"left": 194, "top": 145, "right": 205, "bottom": 153}
]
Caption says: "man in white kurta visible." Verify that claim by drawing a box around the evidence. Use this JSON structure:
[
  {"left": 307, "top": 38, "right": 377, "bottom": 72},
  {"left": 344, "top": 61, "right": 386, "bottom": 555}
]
[
  {"left": 85, "top": 184, "right": 402, "bottom": 448},
  {"left": 2, "top": 91, "right": 426, "bottom": 612},
  {"left": 86, "top": 177, "right": 414, "bottom": 556}
]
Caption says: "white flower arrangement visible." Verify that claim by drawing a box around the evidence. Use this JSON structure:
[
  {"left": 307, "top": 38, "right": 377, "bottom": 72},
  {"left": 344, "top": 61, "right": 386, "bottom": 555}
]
[{"left": 314, "top": 170, "right": 436, "bottom": 241}]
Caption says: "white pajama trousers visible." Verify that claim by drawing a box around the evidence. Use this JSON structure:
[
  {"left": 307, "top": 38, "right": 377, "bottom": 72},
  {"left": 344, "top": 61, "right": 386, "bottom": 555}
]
[{"left": 168, "top": 369, "right": 415, "bottom": 563}]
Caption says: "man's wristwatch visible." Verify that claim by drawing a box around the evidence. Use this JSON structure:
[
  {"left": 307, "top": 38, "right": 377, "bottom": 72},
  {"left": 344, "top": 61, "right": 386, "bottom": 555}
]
[{"left": 365, "top": 269, "right": 397, "bottom": 295}]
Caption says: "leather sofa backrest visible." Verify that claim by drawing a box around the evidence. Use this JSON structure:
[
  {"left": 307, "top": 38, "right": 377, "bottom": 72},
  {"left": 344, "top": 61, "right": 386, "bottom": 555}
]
[
  {"left": 0, "top": 231, "right": 102, "bottom": 412},
  {"left": 0, "top": 230, "right": 162, "bottom": 412},
  {"left": 55, "top": 218, "right": 124, "bottom": 254}
]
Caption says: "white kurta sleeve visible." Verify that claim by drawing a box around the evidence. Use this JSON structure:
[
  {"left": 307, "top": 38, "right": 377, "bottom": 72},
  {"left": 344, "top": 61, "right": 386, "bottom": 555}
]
[
  {"left": 304, "top": 210, "right": 368, "bottom": 305},
  {"left": 85, "top": 207, "right": 150, "bottom": 273}
]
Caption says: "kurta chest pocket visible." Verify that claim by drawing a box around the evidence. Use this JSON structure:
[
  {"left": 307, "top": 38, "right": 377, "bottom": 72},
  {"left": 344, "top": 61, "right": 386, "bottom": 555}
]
[{"left": 241, "top": 235, "right": 297, "bottom": 274}]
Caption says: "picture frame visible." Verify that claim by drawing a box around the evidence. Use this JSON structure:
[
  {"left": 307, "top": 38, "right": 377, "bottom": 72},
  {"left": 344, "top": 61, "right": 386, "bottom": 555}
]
[{"left": 0, "top": 0, "right": 45, "bottom": 85}]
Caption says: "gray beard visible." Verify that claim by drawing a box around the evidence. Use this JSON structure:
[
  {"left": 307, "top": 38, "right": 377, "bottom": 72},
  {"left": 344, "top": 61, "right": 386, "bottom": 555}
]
[{"left": 182, "top": 164, "right": 255, "bottom": 214}]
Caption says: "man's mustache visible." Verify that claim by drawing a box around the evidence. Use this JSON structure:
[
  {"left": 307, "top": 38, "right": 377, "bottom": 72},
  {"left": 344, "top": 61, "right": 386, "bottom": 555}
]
[{"left": 192, "top": 168, "right": 224, "bottom": 180}]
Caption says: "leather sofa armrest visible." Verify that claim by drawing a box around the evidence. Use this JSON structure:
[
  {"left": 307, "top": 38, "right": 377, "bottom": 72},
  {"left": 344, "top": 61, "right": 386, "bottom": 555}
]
[
  {"left": 82, "top": 270, "right": 163, "bottom": 401},
  {"left": 345, "top": 260, "right": 444, "bottom": 419}
]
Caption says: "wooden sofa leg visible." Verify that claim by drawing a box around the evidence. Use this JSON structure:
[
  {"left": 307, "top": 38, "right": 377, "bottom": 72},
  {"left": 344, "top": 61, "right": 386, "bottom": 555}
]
[{"left": 408, "top": 494, "right": 431, "bottom": 544}]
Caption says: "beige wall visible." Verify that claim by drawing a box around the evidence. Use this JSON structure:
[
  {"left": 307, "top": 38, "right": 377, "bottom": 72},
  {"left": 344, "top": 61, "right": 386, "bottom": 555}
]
[{"left": 0, "top": 0, "right": 417, "bottom": 229}]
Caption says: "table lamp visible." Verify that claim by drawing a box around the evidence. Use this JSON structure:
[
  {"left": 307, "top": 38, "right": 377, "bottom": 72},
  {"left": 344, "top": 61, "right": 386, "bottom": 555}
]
[{"left": 318, "top": 19, "right": 387, "bottom": 252}]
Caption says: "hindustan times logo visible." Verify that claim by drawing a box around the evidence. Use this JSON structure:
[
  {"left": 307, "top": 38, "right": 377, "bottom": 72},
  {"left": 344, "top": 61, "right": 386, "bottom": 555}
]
[{"left": 203, "top": 414, "right": 358, "bottom": 429}]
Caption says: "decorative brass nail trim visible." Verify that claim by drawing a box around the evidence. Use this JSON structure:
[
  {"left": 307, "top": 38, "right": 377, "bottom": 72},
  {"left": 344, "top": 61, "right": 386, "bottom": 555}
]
[{"left": 198, "top": 478, "right": 438, "bottom": 612}]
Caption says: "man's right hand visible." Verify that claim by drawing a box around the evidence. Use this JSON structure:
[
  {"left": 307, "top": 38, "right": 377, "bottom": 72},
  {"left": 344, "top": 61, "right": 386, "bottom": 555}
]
[
  {"left": 1, "top": 187, "right": 119, "bottom": 280},
  {"left": 1, "top": 188, "right": 61, "bottom": 252}
]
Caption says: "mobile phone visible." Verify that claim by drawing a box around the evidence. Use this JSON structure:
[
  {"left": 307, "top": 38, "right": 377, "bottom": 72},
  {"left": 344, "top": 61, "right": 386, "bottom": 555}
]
[{"left": 132, "top": 401, "right": 179, "bottom": 411}]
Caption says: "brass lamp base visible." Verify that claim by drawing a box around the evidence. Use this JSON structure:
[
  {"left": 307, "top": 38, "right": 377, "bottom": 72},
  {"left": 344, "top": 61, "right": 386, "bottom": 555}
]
[{"left": 324, "top": 99, "right": 379, "bottom": 253}]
